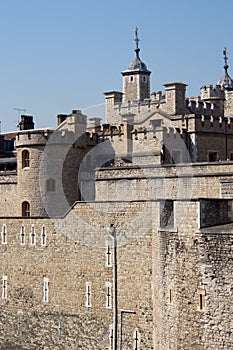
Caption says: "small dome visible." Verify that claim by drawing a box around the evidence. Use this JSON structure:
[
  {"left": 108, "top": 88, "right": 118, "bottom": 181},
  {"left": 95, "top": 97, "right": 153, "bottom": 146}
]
[
  {"left": 218, "top": 72, "right": 233, "bottom": 91},
  {"left": 127, "top": 56, "right": 150, "bottom": 72}
]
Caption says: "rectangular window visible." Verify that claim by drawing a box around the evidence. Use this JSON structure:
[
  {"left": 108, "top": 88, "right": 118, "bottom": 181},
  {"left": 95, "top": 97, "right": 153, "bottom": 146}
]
[
  {"left": 2, "top": 275, "right": 7, "bottom": 299},
  {"left": 41, "top": 226, "right": 46, "bottom": 246},
  {"left": 30, "top": 225, "right": 36, "bottom": 245},
  {"left": 58, "top": 318, "right": 62, "bottom": 337},
  {"left": 43, "top": 277, "right": 49, "bottom": 302},
  {"left": 20, "top": 225, "right": 25, "bottom": 245},
  {"left": 85, "top": 282, "right": 92, "bottom": 307},
  {"left": 109, "top": 324, "right": 113, "bottom": 350},
  {"left": 2, "top": 224, "right": 7, "bottom": 244},
  {"left": 168, "top": 286, "right": 173, "bottom": 305},
  {"left": 197, "top": 289, "right": 206, "bottom": 312},
  {"left": 105, "top": 282, "right": 112, "bottom": 309},
  {"left": 17, "top": 310, "right": 23, "bottom": 336},
  {"left": 106, "top": 243, "right": 112, "bottom": 267},
  {"left": 133, "top": 328, "right": 140, "bottom": 350}
]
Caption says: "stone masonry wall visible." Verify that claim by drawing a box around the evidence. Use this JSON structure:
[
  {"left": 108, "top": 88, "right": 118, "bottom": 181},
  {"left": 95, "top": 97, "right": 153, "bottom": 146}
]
[
  {"left": 0, "top": 200, "right": 154, "bottom": 349},
  {"left": 0, "top": 173, "right": 18, "bottom": 216},
  {"left": 152, "top": 201, "right": 233, "bottom": 349}
]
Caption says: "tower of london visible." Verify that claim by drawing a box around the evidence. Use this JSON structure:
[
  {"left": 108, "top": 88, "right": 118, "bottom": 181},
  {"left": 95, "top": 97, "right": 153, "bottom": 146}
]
[{"left": 0, "top": 30, "right": 232, "bottom": 349}]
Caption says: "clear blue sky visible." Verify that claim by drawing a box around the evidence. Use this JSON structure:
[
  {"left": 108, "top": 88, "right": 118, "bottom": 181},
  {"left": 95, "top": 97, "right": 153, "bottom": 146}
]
[{"left": 1, "top": 0, "right": 233, "bottom": 132}]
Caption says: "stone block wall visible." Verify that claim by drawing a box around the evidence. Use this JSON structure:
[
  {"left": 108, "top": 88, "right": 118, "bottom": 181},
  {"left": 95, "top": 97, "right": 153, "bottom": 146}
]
[
  {"left": 0, "top": 200, "right": 154, "bottom": 349},
  {"left": 0, "top": 174, "right": 18, "bottom": 216}
]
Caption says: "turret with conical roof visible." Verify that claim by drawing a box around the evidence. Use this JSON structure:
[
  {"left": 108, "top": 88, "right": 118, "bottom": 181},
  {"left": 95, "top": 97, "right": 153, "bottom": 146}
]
[
  {"left": 121, "top": 27, "right": 151, "bottom": 102},
  {"left": 218, "top": 47, "right": 233, "bottom": 91}
]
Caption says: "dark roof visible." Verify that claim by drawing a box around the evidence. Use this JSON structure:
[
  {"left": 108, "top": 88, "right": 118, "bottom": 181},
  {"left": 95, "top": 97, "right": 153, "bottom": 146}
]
[{"left": 218, "top": 72, "right": 233, "bottom": 91}]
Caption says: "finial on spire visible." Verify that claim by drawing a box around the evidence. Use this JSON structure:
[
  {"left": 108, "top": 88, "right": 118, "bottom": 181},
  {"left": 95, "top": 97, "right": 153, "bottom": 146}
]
[
  {"left": 134, "top": 27, "right": 140, "bottom": 58},
  {"left": 223, "top": 47, "right": 229, "bottom": 73}
]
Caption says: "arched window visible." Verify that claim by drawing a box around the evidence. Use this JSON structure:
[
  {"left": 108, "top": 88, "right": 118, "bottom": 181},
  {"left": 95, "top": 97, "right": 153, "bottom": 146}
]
[
  {"left": 22, "top": 201, "right": 30, "bottom": 217},
  {"left": 46, "top": 179, "right": 55, "bottom": 192},
  {"left": 22, "top": 150, "right": 30, "bottom": 168}
]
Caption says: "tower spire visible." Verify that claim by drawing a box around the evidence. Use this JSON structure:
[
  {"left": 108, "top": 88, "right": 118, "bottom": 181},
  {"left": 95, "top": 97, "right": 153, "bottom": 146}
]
[
  {"left": 134, "top": 27, "right": 140, "bottom": 58},
  {"left": 217, "top": 47, "right": 233, "bottom": 91}
]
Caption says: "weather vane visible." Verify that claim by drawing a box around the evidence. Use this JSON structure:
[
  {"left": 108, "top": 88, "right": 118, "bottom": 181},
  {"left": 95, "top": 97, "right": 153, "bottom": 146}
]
[
  {"left": 223, "top": 47, "right": 228, "bottom": 66},
  {"left": 134, "top": 26, "right": 140, "bottom": 49}
]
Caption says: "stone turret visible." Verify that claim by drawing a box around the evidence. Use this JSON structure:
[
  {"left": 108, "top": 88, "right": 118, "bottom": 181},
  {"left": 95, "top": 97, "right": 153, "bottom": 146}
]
[{"left": 121, "top": 28, "right": 151, "bottom": 102}]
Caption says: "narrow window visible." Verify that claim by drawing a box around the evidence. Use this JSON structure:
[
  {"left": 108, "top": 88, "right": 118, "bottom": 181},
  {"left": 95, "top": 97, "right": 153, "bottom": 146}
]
[
  {"left": 133, "top": 328, "right": 140, "bottom": 350},
  {"left": 22, "top": 150, "right": 30, "bottom": 168},
  {"left": 105, "top": 282, "right": 112, "bottom": 309},
  {"left": 109, "top": 324, "right": 113, "bottom": 350},
  {"left": 106, "top": 243, "right": 112, "bottom": 267},
  {"left": 2, "top": 275, "right": 7, "bottom": 299},
  {"left": 85, "top": 282, "right": 92, "bottom": 307},
  {"left": 168, "top": 287, "right": 173, "bottom": 305},
  {"left": 20, "top": 225, "right": 25, "bottom": 245},
  {"left": 30, "top": 225, "right": 36, "bottom": 245},
  {"left": 43, "top": 277, "right": 49, "bottom": 302},
  {"left": 22, "top": 201, "right": 30, "bottom": 217},
  {"left": 58, "top": 317, "right": 62, "bottom": 337},
  {"left": 2, "top": 224, "right": 7, "bottom": 244},
  {"left": 130, "top": 76, "right": 134, "bottom": 82},
  {"left": 230, "top": 152, "right": 233, "bottom": 161},
  {"left": 17, "top": 310, "right": 23, "bottom": 336},
  {"left": 46, "top": 179, "right": 56, "bottom": 192},
  {"left": 41, "top": 226, "right": 46, "bottom": 246},
  {"left": 197, "top": 289, "right": 206, "bottom": 312}
]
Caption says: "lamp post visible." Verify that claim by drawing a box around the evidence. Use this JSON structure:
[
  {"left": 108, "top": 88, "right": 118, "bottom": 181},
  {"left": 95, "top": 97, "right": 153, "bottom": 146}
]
[{"left": 108, "top": 224, "right": 118, "bottom": 350}]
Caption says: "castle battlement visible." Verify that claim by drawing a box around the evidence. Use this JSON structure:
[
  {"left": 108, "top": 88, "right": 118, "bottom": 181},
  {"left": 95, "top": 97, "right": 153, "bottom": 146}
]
[{"left": 201, "top": 84, "right": 225, "bottom": 100}]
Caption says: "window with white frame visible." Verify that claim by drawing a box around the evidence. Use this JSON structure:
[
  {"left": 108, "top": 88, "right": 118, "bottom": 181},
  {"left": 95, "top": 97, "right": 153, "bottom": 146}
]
[
  {"left": 133, "top": 328, "right": 140, "bottom": 350},
  {"left": 2, "top": 224, "right": 7, "bottom": 244},
  {"left": 105, "top": 282, "right": 112, "bottom": 309},
  {"left": 58, "top": 317, "right": 62, "bottom": 337},
  {"left": 109, "top": 324, "right": 113, "bottom": 350},
  {"left": 20, "top": 225, "right": 25, "bottom": 245},
  {"left": 106, "top": 242, "right": 112, "bottom": 267},
  {"left": 41, "top": 225, "right": 46, "bottom": 246},
  {"left": 30, "top": 225, "right": 36, "bottom": 245},
  {"left": 43, "top": 277, "right": 49, "bottom": 302},
  {"left": 85, "top": 281, "right": 92, "bottom": 307},
  {"left": 2, "top": 275, "right": 7, "bottom": 299}
]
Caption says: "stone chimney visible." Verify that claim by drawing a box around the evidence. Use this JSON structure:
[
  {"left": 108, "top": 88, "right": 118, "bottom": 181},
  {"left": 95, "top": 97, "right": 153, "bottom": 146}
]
[
  {"left": 19, "top": 115, "right": 34, "bottom": 130},
  {"left": 164, "top": 82, "right": 187, "bottom": 115}
]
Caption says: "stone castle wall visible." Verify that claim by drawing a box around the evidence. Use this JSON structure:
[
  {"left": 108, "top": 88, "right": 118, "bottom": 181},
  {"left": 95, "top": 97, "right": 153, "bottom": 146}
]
[
  {"left": 0, "top": 173, "right": 18, "bottom": 216},
  {"left": 0, "top": 198, "right": 232, "bottom": 349},
  {"left": 0, "top": 200, "right": 154, "bottom": 349}
]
